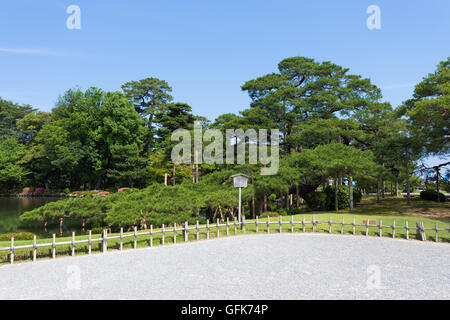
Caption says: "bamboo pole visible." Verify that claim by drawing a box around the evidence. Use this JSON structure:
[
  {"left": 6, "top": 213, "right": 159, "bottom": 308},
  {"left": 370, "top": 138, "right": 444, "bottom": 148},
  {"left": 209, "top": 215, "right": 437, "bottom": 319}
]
[
  {"left": 10, "top": 237, "right": 14, "bottom": 264},
  {"left": 52, "top": 234, "right": 56, "bottom": 259},
  {"left": 120, "top": 227, "right": 123, "bottom": 250},
  {"left": 150, "top": 225, "right": 153, "bottom": 247},
  {"left": 88, "top": 230, "right": 92, "bottom": 255},
  {"left": 71, "top": 232, "right": 75, "bottom": 256}
]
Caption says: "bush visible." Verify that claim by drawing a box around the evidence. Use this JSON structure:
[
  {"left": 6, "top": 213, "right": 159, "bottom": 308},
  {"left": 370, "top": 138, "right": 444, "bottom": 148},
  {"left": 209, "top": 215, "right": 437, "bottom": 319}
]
[
  {"left": 288, "top": 206, "right": 303, "bottom": 215},
  {"left": 259, "top": 212, "right": 279, "bottom": 218},
  {"left": 63, "top": 188, "right": 70, "bottom": 195},
  {"left": 0, "top": 232, "right": 37, "bottom": 241},
  {"left": 324, "top": 186, "right": 349, "bottom": 210},
  {"left": 276, "top": 208, "right": 288, "bottom": 216},
  {"left": 420, "top": 190, "right": 446, "bottom": 202},
  {"left": 90, "top": 227, "right": 105, "bottom": 234},
  {"left": 304, "top": 192, "right": 327, "bottom": 211}
]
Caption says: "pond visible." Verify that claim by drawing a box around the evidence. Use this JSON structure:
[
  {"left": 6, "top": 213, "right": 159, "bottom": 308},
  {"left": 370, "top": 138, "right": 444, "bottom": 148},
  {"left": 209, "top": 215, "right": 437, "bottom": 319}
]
[{"left": 0, "top": 197, "right": 62, "bottom": 236}]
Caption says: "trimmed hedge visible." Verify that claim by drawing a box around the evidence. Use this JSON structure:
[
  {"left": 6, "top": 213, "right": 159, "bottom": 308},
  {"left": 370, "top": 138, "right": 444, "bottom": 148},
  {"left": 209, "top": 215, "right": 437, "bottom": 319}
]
[{"left": 420, "top": 190, "right": 446, "bottom": 202}]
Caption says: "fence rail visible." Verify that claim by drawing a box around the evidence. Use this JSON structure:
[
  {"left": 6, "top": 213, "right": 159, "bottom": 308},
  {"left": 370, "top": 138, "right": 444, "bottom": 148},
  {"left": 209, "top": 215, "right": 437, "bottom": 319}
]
[{"left": 1, "top": 216, "right": 449, "bottom": 265}]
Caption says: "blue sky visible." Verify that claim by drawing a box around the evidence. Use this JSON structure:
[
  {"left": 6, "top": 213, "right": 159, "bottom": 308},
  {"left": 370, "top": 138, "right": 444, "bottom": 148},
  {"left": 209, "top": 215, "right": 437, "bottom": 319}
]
[{"left": 0, "top": 0, "right": 448, "bottom": 166}]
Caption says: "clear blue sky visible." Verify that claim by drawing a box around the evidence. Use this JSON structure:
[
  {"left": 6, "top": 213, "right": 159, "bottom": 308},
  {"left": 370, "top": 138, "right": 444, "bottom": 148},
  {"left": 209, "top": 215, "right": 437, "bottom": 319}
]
[{"left": 0, "top": 0, "right": 448, "bottom": 166}]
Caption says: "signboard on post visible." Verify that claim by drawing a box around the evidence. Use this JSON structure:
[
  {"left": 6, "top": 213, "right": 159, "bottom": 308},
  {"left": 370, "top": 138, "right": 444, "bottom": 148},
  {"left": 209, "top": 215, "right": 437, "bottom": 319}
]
[{"left": 230, "top": 174, "right": 250, "bottom": 223}]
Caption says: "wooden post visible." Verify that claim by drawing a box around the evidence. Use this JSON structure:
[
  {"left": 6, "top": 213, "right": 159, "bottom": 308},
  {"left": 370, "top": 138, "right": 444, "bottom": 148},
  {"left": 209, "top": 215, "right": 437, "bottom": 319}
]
[
  {"left": 33, "top": 235, "right": 37, "bottom": 262},
  {"left": 352, "top": 217, "right": 355, "bottom": 235},
  {"left": 435, "top": 223, "right": 438, "bottom": 242},
  {"left": 52, "top": 233, "right": 56, "bottom": 259},
  {"left": 184, "top": 221, "right": 188, "bottom": 242},
  {"left": 416, "top": 221, "right": 426, "bottom": 241},
  {"left": 196, "top": 221, "right": 200, "bottom": 240},
  {"left": 405, "top": 221, "right": 409, "bottom": 240},
  {"left": 103, "top": 230, "right": 108, "bottom": 253},
  {"left": 341, "top": 217, "right": 344, "bottom": 234},
  {"left": 392, "top": 220, "right": 396, "bottom": 239},
  {"left": 302, "top": 215, "right": 305, "bottom": 232},
  {"left": 162, "top": 224, "right": 165, "bottom": 245},
  {"left": 226, "top": 218, "right": 229, "bottom": 236},
  {"left": 216, "top": 219, "right": 220, "bottom": 238},
  {"left": 242, "top": 216, "right": 246, "bottom": 232},
  {"left": 120, "top": 228, "right": 123, "bottom": 250},
  {"left": 365, "top": 219, "right": 369, "bottom": 236},
  {"left": 134, "top": 226, "right": 137, "bottom": 249},
  {"left": 312, "top": 216, "right": 316, "bottom": 232},
  {"left": 88, "top": 230, "right": 92, "bottom": 255},
  {"left": 255, "top": 216, "right": 258, "bottom": 233},
  {"left": 379, "top": 219, "right": 382, "bottom": 237},
  {"left": 234, "top": 217, "right": 237, "bottom": 234},
  {"left": 72, "top": 232, "right": 75, "bottom": 257},
  {"left": 279, "top": 215, "right": 282, "bottom": 233},
  {"left": 291, "top": 215, "right": 294, "bottom": 233},
  {"left": 329, "top": 216, "right": 332, "bottom": 233},
  {"left": 10, "top": 237, "right": 14, "bottom": 264},
  {"left": 164, "top": 173, "right": 168, "bottom": 186},
  {"left": 173, "top": 223, "right": 177, "bottom": 244},
  {"left": 267, "top": 216, "right": 270, "bottom": 233},
  {"left": 206, "top": 219, "right": 210, "bottom": 239},
  {"left": 150, "top": 225, "right": 153, "bottom": 247}
]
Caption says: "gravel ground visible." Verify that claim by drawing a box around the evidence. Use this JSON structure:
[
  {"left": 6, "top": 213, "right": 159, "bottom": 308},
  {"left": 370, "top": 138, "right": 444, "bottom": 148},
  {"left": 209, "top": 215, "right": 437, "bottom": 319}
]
[{"left": 0, "top": 233, "right": 449, "bottom": 300}]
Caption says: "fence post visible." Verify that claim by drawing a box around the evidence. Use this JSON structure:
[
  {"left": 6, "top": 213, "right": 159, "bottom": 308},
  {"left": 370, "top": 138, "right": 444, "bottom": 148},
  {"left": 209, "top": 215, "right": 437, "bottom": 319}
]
[
  {"left": 120, "top": 227, "right": 123, "bottom": 250},
  {"left": 162, "top": 224, "right": 165, "bottom": 245},
  {"left": 291, "top": 215, "right": 294, "bottom": 233},
  {"left": 10, "top": 236, "right": 14, "bottom": 264},
  {"left": 33, "top": 235, "right": 37, "bottom": 262},
  {"left": 242, "top": 216, "right": 246, "bottom": 232},
  {"left": 150, "top": 225, "right": 153, "bottom": 247},
  {"left": 52, "top": 234, "right": 56, "bottom": 259},
  {"left": 312, "top": 216, "right": 316, "bottom": 232},
  {"left": 392, "top": 220, "right": 396, "bottom": 239},
  {"left": 103, "top": 230, "right": 108, "bottom": 253},
  {"left": 226, "top": 218, "right": 229, "bottom": 236},
  {"left": 234, "top": 217, "right": 237, "bottom": 234},
  {"left": 134, "top": 226, "right": 137, "bottom": 249},
  {"left": 405, "top": 221, "right": 409, "bottom": 240},
  {"left": 302, "top": 215, "right": 305, "bottom": 232},
  {"left": 279, "top": 215, "right": 282, "bottom": 233},
  {"left": 88, "top": 230, "right": 92, "bottom": 255},
  {"left": 329, "top": 216, "right": 332, "bottom": 233},
  {"left": 206, "top": 219, "right": 210, "bottom": 239},
  {"left": 341, "top": 217, "right": 344, "bottom": 234},
  {"left": 267, "top": 216, "right": 270, "bottom": 233},
  {"left": 352, "top": 217, "right": 355, "bottom": 235},
  {"left": 216, "top": 219, "right": 220, "bottom": 238},
  {"left": 255, "top": 216, "right": 258, "bottom": 233},
  {"left": 365, "top": 219, "right": 369, "bottom": 236},
  {"left": 174, "top": 223, "right": 177, "bottom": 244},
  {"left": 379, "top": 219, "right": 382, "bottom": 238},
  {"left": 184, "top": 222, "right": 188, "bottom": 242},
  {"left": 435, "top": 223, "right": 438, "bottom": 242},
  {"left": 72, "top": 232, "right": 75, "bottom": 257},
  {"left": 416, "top": 221, "right": 426, "bottom": 241},
  {"left": 196, "top": 221, "right": 200, "bottom": 240}
]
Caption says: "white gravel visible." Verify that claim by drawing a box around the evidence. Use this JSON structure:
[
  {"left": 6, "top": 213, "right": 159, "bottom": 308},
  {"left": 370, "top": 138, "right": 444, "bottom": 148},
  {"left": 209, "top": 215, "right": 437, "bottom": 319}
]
[{"left": 0, "top": 233, "right": 449, "bottom": 300}]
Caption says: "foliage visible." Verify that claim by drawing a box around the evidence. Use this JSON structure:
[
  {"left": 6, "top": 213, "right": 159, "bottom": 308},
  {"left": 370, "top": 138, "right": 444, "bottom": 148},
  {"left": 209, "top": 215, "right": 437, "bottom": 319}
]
[
  {"left": 420, "top": 190, "right": 446, "bottom": 202},
  {"left": 304, "top": 192, "right": 327, "bottom": 211}
]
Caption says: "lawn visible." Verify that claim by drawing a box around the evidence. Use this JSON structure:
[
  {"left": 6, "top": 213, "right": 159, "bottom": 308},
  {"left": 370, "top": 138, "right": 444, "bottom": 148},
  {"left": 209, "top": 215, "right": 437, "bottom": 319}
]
[{"left": 1, "top": 196, "right": 449, "bottom": 265}]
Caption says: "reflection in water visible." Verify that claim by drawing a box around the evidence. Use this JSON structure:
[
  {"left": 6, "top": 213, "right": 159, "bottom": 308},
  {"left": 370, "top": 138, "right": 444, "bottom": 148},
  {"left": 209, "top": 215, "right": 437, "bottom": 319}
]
[{"left": 0, "top": 197, "right": 62, "bottom": 236}]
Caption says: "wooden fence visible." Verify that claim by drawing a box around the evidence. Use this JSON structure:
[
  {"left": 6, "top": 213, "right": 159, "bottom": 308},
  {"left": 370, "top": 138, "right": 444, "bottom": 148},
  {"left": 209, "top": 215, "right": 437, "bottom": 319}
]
[{"left": 1, "top": 216, "right": 449, "bottom": 265}]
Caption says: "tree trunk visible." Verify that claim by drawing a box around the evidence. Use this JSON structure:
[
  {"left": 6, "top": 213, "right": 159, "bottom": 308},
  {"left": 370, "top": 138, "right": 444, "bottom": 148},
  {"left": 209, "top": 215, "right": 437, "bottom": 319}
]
[
  {"left": 406, "top": 147, "right": 411, "bottom": 204},
  {"left": 335, "top": 177, "right": 338, "bottom": 211},
  {"left": 264, "top": 194, "right": 267, "bottom": 212},
  {"left": 296, "top": 185, "right": 300, "bottom": 207},
  {"left": 436, "top": 167, "right": 440, "bottom": 202},
  {"left": 349, "top": 173, "right": 354, "bottom": 213}
]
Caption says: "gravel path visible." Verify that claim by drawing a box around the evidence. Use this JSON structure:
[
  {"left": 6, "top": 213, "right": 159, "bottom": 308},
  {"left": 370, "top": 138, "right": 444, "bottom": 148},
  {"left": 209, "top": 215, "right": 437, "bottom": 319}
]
[{"left": 0, "top": 233, "right": 449, "bottom": 299}]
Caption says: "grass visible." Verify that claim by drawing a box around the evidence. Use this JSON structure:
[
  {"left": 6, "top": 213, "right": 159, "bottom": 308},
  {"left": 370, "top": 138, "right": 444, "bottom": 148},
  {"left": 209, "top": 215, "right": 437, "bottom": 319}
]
[{"left": 1, "top": 196, "right": 449, "bottom": 265}]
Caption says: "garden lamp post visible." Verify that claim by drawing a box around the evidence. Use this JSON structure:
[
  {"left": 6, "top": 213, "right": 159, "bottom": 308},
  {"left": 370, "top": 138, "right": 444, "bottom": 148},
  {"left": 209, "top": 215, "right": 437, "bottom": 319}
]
[{"left": 231, "top": 174, "right": 249, "bottom": 223}]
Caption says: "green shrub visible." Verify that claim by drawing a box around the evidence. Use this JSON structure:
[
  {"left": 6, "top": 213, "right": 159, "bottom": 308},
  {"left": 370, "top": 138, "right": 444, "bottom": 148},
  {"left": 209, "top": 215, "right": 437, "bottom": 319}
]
[
  {"left": 288, "top": 206, "right": 303, "bottom": 215},
  {"left": 276, "top": 208, "right": 288, "bottom": 216},
  {"left": 90, "top": 227, "right": 105, "bottom": 234},
  {"left": 259, "top": 211, "right": 279, "bottom": 218},
  {"left": 0, "top": 232, "right": 37, "bottom": 241},
  {"left": 304, "top": 192, "right": 327, "bottom": 211},
  {"left": 324, "top": 186, "right": 349, "bottom": 210},
  {"left": 420, "top": 190, "right": 446, "bottom": 202}
]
